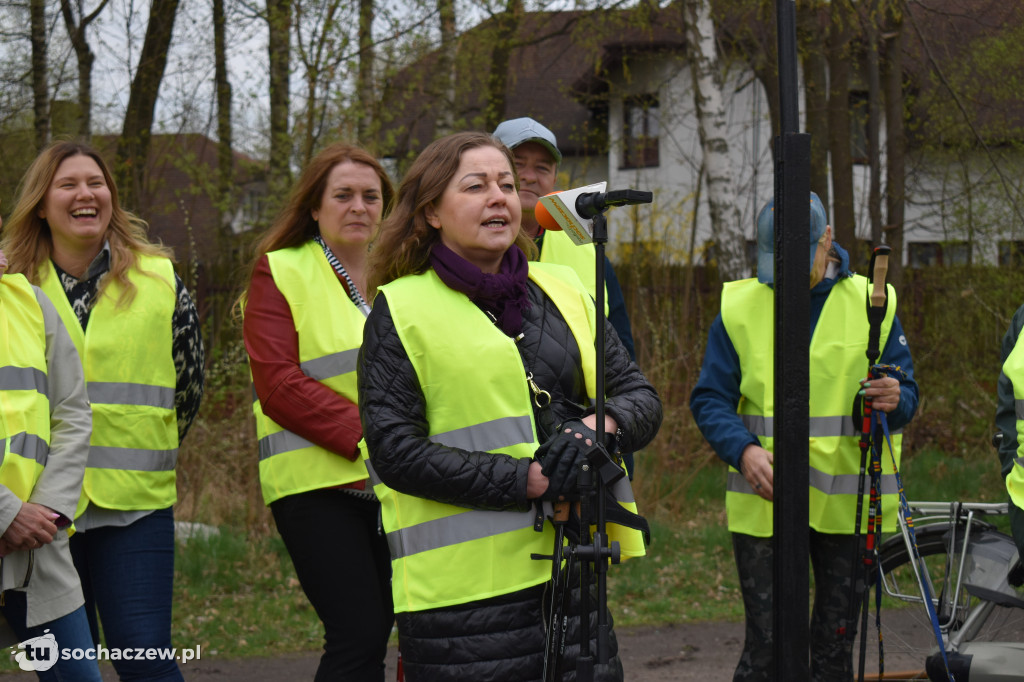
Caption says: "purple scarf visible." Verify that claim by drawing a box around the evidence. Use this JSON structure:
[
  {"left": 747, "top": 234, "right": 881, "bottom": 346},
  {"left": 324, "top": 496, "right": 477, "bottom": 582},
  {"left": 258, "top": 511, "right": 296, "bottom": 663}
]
[{"left": 430, "top": 242, "right": 531, "bottom": 336}]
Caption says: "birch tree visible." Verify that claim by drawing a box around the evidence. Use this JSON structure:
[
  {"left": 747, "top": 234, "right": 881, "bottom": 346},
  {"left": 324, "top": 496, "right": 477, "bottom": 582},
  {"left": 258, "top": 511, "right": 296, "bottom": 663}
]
[
  {"left": 799, "top": 4, "right": 829, "bottom": 209},
  {"left": 864, "top": 0, "right": 883, "bottom": 249},
  {"left": 294, "top": 0, "right": 352, "bottom": 164},
  {"left": 683, "top": 0, "right": 745, "bottom": 280}
]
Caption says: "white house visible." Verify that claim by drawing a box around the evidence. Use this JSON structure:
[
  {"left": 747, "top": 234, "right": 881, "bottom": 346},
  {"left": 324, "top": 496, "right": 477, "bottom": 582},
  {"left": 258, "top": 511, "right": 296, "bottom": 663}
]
[{"left": 384, "top": 1, "right": 1024, "bottom": 270}]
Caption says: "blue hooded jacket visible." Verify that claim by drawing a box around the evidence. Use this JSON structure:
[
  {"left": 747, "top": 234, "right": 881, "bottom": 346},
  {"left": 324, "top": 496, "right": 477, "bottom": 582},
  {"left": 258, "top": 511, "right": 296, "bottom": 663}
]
[{"left": 689, "top": 242, "right": 919, "bottom": 470}]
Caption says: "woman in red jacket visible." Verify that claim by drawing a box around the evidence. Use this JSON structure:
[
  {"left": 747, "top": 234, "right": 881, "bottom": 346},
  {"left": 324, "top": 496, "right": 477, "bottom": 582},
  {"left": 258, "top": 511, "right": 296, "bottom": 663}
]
[{"left": 243, "top": 143, "right": 395, "bottom": 681}]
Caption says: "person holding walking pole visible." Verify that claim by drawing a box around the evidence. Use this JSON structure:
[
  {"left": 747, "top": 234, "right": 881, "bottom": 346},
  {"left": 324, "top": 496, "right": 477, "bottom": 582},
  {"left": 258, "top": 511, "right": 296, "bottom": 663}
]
[
  {"left": 689, "top": 192, "right": 919, "bottom": 681},
  {"left": 357, "top": 131, "right": 661, "bottom": 681}
]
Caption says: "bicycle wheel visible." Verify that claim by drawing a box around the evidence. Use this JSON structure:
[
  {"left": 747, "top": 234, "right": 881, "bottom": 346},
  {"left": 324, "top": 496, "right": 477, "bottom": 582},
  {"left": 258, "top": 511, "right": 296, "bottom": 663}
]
[{"left": 856, "top": 523, "right": 1024, "bottom": 681}]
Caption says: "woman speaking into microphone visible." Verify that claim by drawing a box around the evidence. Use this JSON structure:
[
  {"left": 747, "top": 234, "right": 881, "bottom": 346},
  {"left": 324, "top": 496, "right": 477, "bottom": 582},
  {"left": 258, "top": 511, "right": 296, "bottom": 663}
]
[{"left": 357, "top": 131, "right": 662, "bottom": 681}]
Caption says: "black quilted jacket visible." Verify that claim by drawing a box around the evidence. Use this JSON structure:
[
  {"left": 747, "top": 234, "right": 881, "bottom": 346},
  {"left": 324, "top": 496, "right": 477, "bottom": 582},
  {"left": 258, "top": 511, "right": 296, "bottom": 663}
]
[{"left": 358, "top": 276, "right": 662, "bottom": 681}]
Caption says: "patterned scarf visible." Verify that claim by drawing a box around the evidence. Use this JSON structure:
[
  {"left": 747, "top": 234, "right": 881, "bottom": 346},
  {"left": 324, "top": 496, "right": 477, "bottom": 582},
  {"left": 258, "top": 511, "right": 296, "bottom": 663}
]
[{"left": 313, "top": 233, "right": 370, "bottom": 316}]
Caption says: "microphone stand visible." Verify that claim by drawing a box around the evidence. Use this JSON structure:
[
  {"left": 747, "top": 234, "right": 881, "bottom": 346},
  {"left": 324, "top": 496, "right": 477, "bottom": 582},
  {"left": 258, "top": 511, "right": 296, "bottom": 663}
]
[
  {"left": 575, "top": 209, "right": 628, "bottom": 678},
  {"left": 532, "top": 187, "right": 652, "bottom": 681},
  {"left": 575, "top": 210, "right": 605, "bottom": 678}
]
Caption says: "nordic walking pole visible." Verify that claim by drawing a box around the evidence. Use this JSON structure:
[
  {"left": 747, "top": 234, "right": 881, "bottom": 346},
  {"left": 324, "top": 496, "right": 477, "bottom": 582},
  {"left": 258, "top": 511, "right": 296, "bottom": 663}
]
[{"left": 853, "top": 244, "right": 890, "bottom": 682}]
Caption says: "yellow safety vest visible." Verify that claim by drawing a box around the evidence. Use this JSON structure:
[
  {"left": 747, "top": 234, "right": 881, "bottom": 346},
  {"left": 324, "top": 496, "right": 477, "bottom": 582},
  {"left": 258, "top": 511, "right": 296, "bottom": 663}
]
[
  {"left": 370, "top": 262, "right": 643, "bottom": 613},
  {"left": 538, "top": 230, "right": 609, "bottom": 315},
  {"left": 721, "top": 275, "right": 902, "bottom": 536},
  {"left": 40, "top": 256, "right": 178, "bottom": 515},
  {"left": 1002, "top": 335, "right": 1024, "bottom": 508},
  {"left": 251, "top": 241, "right": 369, "bottom": 505},
  {"left": 0, "top": 274, "right": 50, "bottom": 501}
]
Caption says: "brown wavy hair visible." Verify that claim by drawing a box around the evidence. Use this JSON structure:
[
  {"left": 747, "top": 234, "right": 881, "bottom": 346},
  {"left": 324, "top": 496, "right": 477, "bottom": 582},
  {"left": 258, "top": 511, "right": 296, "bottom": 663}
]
[
  {"left": 0, "top": 140, "right": 173, "bottom": 307},
  {"left": 368, "top": 131, "right": 537, "bottom": 294},
  {"left": 247, "top": 142, "right": 395, "bottom": 284}
]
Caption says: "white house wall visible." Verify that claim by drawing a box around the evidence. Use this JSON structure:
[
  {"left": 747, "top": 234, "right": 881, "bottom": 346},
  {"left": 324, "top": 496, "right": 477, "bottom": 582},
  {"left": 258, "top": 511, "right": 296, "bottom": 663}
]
[
  {"left": 597, "top": 53, "right": 1024, "bottom": 269},
  {"left": 603, "top": 52, "right": 775, "bottom": 270}
]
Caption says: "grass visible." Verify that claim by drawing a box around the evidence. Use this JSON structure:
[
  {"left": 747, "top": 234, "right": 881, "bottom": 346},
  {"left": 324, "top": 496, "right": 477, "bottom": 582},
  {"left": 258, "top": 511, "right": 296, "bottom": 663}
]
[
  {"left": 609, "top": 463, "right": 742, "bottom": 627},
  {"left": 171, "top": 531, "right": 323, "bottom": 658}
]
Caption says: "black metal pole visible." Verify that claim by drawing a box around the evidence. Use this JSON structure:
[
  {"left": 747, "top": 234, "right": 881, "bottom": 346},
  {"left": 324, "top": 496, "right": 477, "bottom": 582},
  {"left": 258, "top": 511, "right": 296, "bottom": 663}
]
[
  {"left": 592, "top": 215, "right": 612, "bottom": 665},
  {"left": 773, "top": 0, "right": 811, "bottom": 679}
]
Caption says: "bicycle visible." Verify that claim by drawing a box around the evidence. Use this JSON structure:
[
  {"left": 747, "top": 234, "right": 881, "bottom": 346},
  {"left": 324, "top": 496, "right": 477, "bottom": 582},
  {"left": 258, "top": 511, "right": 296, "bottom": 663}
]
[{"left": 857, "top": 500, "right": 1024, "bottom": 681}]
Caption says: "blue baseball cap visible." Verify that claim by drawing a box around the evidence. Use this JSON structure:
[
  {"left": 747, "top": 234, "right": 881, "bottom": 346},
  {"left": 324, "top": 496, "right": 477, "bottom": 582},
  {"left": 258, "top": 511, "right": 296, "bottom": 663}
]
[
  {"left": 756, "top": 192, "right": 828, "bottom": 284},
  {"left": 492, "top": 117, "right": 562, "bottom": 164}
]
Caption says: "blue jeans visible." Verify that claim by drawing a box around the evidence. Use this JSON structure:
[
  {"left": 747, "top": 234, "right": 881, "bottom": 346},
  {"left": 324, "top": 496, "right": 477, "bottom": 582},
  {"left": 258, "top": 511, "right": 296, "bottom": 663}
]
[
  {"left": 69, "top": 507, "right": 183, "bottom": 682},
  {"left": 0, "top": 594, "right": 102, "bottom": 682}
]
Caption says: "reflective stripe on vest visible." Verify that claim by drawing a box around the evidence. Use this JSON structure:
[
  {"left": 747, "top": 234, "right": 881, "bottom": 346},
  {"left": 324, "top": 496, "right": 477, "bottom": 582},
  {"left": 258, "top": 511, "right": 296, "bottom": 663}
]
[
  {"left": 0, "top": 365, "right": 47, "bottom": 395},
  {"left": 251, "top": 241, "right": 368, "bottom": 505},
  {"left": 539, "top": 230, "right": 609, "bottom": 315},
  {"left": 40, "top": 256, "right": 178, "bottom": 514},
  {"left": 375, "top": 262, "right": 643, "bottom": 613},
  {"left": 1002, "top": 334, "right": 1024, "bottom": 508},
  {"left": 0, "top": 274, "right": 51, "bottom": 501},
  {"left": 720, "top": 275, "right": 902, "bottom": 537},
  {"left": 737, "top": 413, "right": 903, "bottom": 497}
]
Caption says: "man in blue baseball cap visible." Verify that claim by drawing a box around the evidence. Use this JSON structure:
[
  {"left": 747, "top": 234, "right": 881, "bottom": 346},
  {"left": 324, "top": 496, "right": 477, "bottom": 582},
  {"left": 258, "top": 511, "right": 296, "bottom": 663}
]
[
  {"left": 756, "top": 191, "right": 829, "bottom": 285},
  {"left": 494, "top": 116, "right": 640, "bottom": 477},
  {"left": 690, "top": 192, "right": 920, "bottom": 680}
]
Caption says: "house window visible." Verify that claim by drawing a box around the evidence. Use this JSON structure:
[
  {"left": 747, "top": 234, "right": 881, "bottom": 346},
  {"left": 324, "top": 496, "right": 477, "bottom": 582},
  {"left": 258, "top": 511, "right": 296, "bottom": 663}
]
[
  {"left": 850, "top": 91, "right": 870, "bottom": 165},
  {"left": 999, "top": 241, "right": 1024, "bottom": 267},
  {"left": 621, "top": 95, "right": 659, "bottom": 169},
  {"left": 231, "top": 187, "right": 265, "bottom": 234},
  {"left": 908, "top": 241, "right": 971, "bottom": 267}
]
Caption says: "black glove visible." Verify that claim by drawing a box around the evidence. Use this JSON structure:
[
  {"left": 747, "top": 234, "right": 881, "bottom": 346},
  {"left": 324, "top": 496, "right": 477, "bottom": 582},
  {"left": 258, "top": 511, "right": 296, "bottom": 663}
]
[{"left": 535, "top": 419, "right": 603, "bottom": 500}]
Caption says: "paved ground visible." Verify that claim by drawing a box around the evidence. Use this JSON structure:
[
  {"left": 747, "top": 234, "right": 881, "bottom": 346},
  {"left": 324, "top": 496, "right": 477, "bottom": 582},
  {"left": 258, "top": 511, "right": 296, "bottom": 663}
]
[
  {"left": 83, "top": 606, "right": 1021, "bottom": 681},
  {"left": 101, "top": 622, "right": 746, "bottom": 681}
]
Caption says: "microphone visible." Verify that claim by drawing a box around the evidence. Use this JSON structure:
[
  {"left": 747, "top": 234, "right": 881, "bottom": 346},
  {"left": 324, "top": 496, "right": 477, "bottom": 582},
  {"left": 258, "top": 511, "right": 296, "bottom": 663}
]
[
  {"left": 536, "top": 183, "right": 653, "bottom": 245},
  {"left": 576, "top": 189, "right": 653, "bottom": 219}
]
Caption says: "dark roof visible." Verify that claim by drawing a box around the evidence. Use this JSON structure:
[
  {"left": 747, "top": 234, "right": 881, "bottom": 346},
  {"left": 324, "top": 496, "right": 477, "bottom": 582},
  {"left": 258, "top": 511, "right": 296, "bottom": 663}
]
[
  {"left": 380, "top": 0, "right": 1024, "bottom": 158},
  {"left": 379, "top": 5, "right": 688, "bottom": 159}
]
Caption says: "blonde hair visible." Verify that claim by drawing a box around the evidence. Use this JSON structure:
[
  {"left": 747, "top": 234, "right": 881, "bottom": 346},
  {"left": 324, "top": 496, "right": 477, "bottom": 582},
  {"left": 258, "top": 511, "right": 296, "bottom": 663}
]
[
  {"left": 0, "top": 140, "right": 172, "bottom": 307},
  {"left": 368, "top": 131, "right": 536, "bottom": 294}
]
